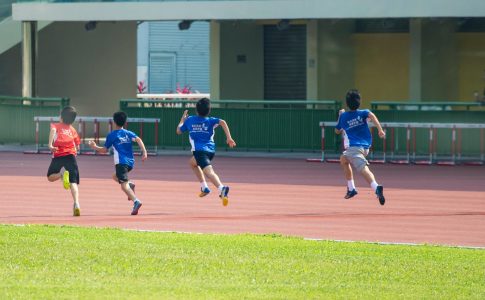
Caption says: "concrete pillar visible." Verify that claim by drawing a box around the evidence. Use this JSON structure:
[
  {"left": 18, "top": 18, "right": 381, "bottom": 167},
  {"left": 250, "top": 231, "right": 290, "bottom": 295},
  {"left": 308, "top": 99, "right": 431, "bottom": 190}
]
[
  {"left": 317, "top": 20, "right": 355, "bottom": 101},
  {"left": 210, "top": 21, "right": 220, "bottom": 100},
  {"left": 421, "top": 19, "right": 458, "bottom": 100},
  {"left": 306, "top": 20, "right": 318, "bottom": 101},
  {"left": 409, "top": 19, "right": 422, "bottom": 101},
  {"left": 22, "top": 21, "right": 37, "bottom": 97}
]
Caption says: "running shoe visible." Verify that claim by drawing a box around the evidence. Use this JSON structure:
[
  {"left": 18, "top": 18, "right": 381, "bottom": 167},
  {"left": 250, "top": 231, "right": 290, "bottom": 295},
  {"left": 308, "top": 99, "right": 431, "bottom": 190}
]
[
  {"left": 219, "top": 186, "right": 229, "bottom": 206},
  {"left": 73, "top": 203, "right": 81, "bottom": 217},
  {"left": 344, "top": 189, "right": 358, "bottom": 199},
  {"left": 128, "top": 182, "right": 136, "bottom": 200},
  {"left": 63, "top": 170, "right": 70, "bottom": 190},
  {"left": 376, "top": 186, "right": 385, "bottom": 205},
  {"left": 131, "top": 200, "right": 142, "bottom": 215},
  {"left": 199, "top": 187, "right": 211, "bottom": 197}
]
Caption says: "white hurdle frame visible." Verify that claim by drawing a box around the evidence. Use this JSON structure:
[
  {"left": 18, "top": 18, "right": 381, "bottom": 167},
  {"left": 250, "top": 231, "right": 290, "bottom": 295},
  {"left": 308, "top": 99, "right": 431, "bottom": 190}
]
[{"left": 308, "top": 122, "right": 485, "bottom": 165}]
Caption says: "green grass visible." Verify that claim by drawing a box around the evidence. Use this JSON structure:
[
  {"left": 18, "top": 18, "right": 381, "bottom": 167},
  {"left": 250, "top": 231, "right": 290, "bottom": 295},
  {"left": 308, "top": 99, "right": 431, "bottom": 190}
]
[{"left": 0, "top": 225, "right": 484, "bottom": 299}]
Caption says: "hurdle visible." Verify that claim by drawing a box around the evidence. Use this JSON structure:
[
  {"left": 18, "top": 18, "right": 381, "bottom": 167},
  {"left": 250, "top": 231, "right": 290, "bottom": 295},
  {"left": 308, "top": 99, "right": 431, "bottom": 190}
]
[
  {"left": 26, "top": 116, "right": 160, "bottom": 155},
  {"left": 306, "top": 123, "right": 347, "bottom": 163},
  {"left": 309, "top": 121, "right": 485, "bottom": 166}
]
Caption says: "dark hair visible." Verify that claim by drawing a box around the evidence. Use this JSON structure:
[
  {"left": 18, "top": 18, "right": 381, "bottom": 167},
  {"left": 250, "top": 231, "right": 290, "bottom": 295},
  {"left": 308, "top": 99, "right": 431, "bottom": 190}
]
[
  {"left": 345, "top": 89, "right": 361, "bottom": 110},
  {"left": 61, "top": 106, "right": 77, "bottom": 125},
  {"left": 196, "top": 98, "right": 211, "bottom": 117},
  {"left": 113, "top": 111, "right": 127, "bottom": 127}
]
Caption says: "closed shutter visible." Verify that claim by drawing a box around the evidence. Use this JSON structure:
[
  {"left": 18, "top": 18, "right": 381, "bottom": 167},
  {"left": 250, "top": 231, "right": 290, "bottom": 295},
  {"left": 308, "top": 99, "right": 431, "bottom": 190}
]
[
  {"left": 149, "top": 21, "right": 209, "bottom": 93},
  {"left": 148, "top": 52, "right": 176, "bottom": 93},
  {"left": 264, "top": 25, "right": 306, "bottom": 100}
]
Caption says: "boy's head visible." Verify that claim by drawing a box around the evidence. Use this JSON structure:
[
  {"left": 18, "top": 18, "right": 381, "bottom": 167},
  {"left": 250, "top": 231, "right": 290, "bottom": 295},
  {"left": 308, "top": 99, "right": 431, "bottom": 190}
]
[
  {"left": 345, "top": 89, "right": 361, "bottom": 110},
  {"left": 113, "top": 111, "right": 127, "bottom": 127},
  {"left": 61, "top": 106, "right": 77, "bottom": 125},
  {"left": 196, "top": 98, "right": 211, "bottom": 117}
]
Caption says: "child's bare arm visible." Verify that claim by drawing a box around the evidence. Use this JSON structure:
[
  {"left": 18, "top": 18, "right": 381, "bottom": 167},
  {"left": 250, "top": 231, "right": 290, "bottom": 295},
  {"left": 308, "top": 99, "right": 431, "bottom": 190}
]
[
  {"left": 368, "top": 112, "right": 386, "bottom": 138},
  {"left": 219, "top": 120, "right": 236, "bottom": 148},
  {"left": 135, "top": 137, "right": 148, "bottom": 161},
  {"left": 176, "top": 110, "right": 188, "bottom": 135},
  {"left": 335, "top": 109, "right": 345, "bottom": 134},
  {"left": 88, "top": 140, "right": 108, "bottom": 153},
  {"left": 48, "top": 128, "right": 58, "bottom": 152}
]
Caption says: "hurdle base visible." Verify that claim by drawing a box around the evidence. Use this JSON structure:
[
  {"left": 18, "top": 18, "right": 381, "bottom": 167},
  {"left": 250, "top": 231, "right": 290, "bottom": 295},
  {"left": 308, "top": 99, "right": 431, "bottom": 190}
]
[
  {"left": 368, "top": 159, "right": 385, "bottom": 164},
  {"left": 463, "top": 161, "right": 484, "bottom": 166},
  {"left": 306, "top": 158, "right": 324, "bottom": 163},
  {"left": 414, "top": 160, "right": 433, "bottom": 165},
  {"left": 325, "top": 158, "right": 340, "bottom": 163},
  {"left": 389, "top": 160, "right": 410, "bottom": 165},
  {"left": 24, "top": 150, "right": 51, "bottom": 154},
  {"left": 134, "top": 152, "right": 158, "bottom": 157},
  {"left": 436, "top": 161, "right": 457, "bottom": 166}
]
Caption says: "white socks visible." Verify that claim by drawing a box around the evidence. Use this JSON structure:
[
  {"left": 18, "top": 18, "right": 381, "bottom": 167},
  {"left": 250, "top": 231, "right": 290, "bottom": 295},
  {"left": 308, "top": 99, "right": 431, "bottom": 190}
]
[
  {"left": 200, "top": 182, "right": 209, "bottom": 189},
  {"left": 370, "top": 181, "right": 379, "bottom": 192},
  {"left": 347, "top": 180, "right": 356, "bottom": 191},
  {"left": 217, "top": 185, "right": 224, "bottom": 192}
]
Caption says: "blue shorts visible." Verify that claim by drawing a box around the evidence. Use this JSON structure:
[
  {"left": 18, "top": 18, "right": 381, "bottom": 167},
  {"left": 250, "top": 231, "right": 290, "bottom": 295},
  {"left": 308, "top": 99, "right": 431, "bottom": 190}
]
[{"left": 193, "top": 151, "right": 215, "bottom": 169}]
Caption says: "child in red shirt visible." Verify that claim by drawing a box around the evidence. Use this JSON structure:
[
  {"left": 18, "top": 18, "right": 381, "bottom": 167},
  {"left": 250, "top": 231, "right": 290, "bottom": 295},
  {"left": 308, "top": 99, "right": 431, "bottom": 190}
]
[{"left": 47, "top": 106, "right": 82, "bottom": 216}]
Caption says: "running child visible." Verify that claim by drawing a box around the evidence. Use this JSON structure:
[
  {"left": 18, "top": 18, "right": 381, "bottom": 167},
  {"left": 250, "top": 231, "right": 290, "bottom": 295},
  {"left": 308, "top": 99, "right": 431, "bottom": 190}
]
[
  {"left": 88, "top": 111, "right": 147, "bottom": 215},
  {"left": 47, "top": 106, "right": 82, "bottom": 216},
  {"left": 335, "top": 89, "right": 386, "bottom": 205},
  {"left": 176, "top": 98, "right": 236, "bottom": 206}
]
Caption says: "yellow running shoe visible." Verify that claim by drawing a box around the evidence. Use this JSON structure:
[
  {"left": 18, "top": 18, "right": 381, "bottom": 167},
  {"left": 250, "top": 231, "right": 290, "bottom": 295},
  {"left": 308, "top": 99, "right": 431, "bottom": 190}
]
[
  {"left": 63, "top": 170, "right": 70, "bottom": 190},
  {"left": 73, "top": 203, "right": 80, "bottom": 217},
  {"left": 219, "top": 186, "right": 229, "bottom": 206},
  {"left": 199, "top": 187, "right": 211, "bottom": 197}
]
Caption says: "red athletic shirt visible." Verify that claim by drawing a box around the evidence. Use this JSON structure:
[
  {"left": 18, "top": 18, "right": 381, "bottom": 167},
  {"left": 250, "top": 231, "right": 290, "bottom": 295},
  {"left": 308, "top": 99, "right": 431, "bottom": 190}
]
[{"left": 51, "top": 123, "right": 80, "bottom": 158}]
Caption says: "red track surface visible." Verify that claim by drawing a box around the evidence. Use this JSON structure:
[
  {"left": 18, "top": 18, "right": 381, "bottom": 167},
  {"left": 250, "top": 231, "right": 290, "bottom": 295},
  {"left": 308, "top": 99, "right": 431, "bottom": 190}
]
[{"left": 1, "top": 152, "right": 484, "bottom": 247}]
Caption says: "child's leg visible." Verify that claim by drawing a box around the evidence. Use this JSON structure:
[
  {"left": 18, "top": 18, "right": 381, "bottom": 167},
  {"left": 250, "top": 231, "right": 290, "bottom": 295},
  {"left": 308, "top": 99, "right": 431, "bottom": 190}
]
[
  {"left": 120, "top": 181, "right": 136, "bottom": 201},
  {"left": 360, "top": 166, "right": 379, "bottom": 191},
  {"left": 115, "top": 164, "right": 137, "bottom": 201},
  {"left": 47, "top": 157, "right": 63, "bottom": 182},
  {"left": 189, "top": 157, "right": 208, "bottom": 187},
  {"left": 340, "top": 155, "right": 353, "bottom": 180},
  {"left": 361, "top": 165, "right": 385, "bottom": 205},
  {"left": 203, "top": 165, "right": 229, "bottom": 206},
  {"left": 64, "top": 155, "right": 81, "bottom": 215},
  {"left": 112, "top": 173, "right": 118, "bottom": 183},
  {"left": 340, "top": 155, "right": 355, "bottom": 193},
  {"left": 70, "top": 183, "right": 80, "bottom": 203},
  {"left": 48, "top": 173, "right": 62, "bottom": 182},
  {"left": 202, "top": 165, "right": 223, "bottom": 189}
]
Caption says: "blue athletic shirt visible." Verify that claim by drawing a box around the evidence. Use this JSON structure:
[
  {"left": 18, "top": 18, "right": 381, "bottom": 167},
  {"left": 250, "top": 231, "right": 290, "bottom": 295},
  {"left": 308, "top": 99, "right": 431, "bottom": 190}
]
[
  {"left": 335, "top": 109, "right": 372, "bottom": 149},
  {"left": 104, "top": 129, "right": 138, "bottom": 167},
  {"left": 179, "top": 116, "right": 221, "bottom": 153}
]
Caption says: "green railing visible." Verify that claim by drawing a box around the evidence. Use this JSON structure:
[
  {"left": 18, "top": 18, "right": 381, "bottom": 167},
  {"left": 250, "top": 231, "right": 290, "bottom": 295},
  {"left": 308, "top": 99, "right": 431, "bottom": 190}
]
[
  {"left": 0, "top": 95, "right": 69, "bottom": 144},
  {"left": 120, "top": 99, "right": 341, "bottom": 151},
  {"left": 371, "top": 101, "right": 485, "bottom": 111}
]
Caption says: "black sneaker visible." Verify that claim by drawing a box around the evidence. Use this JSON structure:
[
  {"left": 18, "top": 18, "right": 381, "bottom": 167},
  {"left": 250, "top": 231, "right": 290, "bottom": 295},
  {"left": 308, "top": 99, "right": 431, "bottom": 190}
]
[
  {"left": 376, "top": 186, "right": 385, "bottom": 205},
  {"left": 131, "top": 200, "right": 142, "bottom": 215},
  {"left": 344, "top": 189, "right": 358, "bottom": 199},
  {"left": 128, "top": 182, "right": 135, "bottom": 200}
]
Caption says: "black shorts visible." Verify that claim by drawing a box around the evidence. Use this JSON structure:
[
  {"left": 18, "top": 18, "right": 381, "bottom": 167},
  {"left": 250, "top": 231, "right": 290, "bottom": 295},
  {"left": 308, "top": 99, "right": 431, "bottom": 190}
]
[
  {"left": 115, "top": 164, "right": 133, "bottom": 183},
  {"left": 193, "top": 151, "right": 215, "bottom": 169},
  {"left": 47, "top": 154, "right": 80, "bottom": 184}
]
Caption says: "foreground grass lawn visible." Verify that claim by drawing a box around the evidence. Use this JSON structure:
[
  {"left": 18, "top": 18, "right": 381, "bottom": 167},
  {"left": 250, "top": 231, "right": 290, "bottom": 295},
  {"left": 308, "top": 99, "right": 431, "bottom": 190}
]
[{"left": 0, "top": 225, "right": 484, "bottom": 299}]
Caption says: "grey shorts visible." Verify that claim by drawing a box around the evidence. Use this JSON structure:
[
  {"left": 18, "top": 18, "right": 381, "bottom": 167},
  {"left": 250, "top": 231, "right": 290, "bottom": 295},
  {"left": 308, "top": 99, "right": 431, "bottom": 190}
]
[{"left": 343, "top": 146, "right": 370, "bottom": 172}]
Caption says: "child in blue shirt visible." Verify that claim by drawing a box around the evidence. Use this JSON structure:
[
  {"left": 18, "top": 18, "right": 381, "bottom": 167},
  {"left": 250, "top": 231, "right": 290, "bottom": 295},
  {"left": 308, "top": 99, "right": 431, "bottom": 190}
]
[
  {"left": 176, "top": 98, "right": 236, "bottom": 206},
  {"left": 335, "top": 89, "right": 386, "bottom": 205},
  {"left": 88, "top": 111, "right": 148, "bottom": 215}
]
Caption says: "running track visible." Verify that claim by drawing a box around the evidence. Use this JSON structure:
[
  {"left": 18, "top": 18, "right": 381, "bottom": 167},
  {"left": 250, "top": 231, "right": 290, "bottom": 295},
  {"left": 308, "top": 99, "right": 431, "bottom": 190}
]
[{"left": 1, "top": 152, "right": 484, "bottom": 247}]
